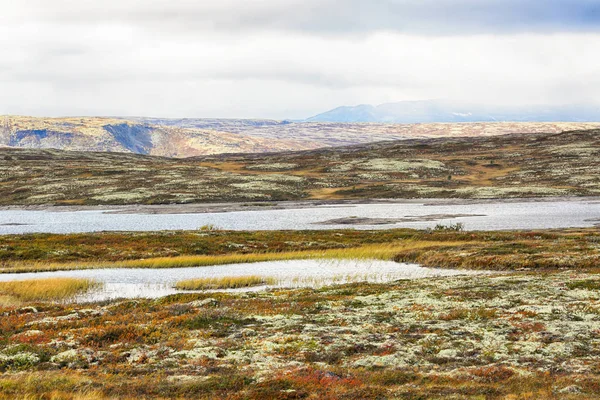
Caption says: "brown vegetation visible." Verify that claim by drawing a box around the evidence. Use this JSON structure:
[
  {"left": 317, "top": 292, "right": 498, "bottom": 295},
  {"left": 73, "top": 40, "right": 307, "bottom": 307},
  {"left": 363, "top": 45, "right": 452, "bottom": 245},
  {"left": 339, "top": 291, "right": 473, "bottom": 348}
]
[{"left": 1, "top": 128, "right": 600, "bottom": 204}]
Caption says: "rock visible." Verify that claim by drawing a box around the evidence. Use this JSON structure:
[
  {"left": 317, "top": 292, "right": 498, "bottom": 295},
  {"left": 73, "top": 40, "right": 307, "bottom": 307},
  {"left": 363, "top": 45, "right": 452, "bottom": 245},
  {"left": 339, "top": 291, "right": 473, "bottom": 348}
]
[
  {"left": 241, "top": 328, "right": 257, "bottom": 337},
  {"left": 17, "top": 306, "right": 38, "bottom": 314},
  {"left": 77, "top": 308, "right": 104, "bottom": 317},
  {"left": 558, "top": 385, "right": 582, "bottom": 394},
  {"left": 51, "top": 349, "right": 79, "bottom": 364},
  {"left": 437, "top": 349, "right": 459, "bottom": 359},
  {"left": 50, "top": 348, "right": 94, "bottom": 368},
  {"left": 188, "top": 298, "right": 219, "bottom": 308},
  {"left": 125, "top": 347, "right": 154, "bottom": 364}
]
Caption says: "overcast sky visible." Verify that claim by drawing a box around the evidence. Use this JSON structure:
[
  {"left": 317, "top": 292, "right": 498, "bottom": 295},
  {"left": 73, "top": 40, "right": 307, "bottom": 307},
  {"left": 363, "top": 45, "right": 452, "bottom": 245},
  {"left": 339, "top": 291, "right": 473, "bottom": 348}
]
[{"left": 1, "top": 0, "right": 599, "bottom": 119}]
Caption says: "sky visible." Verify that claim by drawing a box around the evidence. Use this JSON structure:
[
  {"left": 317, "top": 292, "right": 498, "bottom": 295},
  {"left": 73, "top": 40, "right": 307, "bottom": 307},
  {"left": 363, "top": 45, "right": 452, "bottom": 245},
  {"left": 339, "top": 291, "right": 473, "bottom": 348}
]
[{"left": 1, "top": 0, "right": 599, "bottom": 119}]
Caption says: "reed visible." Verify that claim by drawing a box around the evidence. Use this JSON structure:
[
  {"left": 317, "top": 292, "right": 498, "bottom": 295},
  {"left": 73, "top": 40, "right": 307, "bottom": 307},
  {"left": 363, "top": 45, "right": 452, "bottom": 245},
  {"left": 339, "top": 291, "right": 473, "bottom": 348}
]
[
  {"left": 175, "top": 275, "right": 276, "bottom": 290},
  {"left": 0, "top": 278, "right": 99, "bottom": 302},
  {"left": 1, "top": 240, "right": 465, "bottom": 274}
]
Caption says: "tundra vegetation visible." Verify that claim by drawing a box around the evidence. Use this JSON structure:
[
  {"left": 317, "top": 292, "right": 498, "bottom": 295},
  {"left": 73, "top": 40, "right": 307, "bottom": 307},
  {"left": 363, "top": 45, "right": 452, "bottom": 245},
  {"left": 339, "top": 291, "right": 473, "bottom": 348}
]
[
  {"left": 1, "top": 228, "right": 600, "bottom": 398},
  {"left": 2, "top": 128, "right": 600, "bottom": 398},
  {"left": 1, "top": 129, "right": 600, "bottom": 205}
]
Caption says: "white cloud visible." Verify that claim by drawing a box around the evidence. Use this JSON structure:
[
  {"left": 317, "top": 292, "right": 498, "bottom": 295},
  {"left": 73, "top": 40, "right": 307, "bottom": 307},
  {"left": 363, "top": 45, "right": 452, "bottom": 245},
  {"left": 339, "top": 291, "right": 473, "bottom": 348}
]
[{"left": 0, "top": 1, "right": 599, "bottom": 118}]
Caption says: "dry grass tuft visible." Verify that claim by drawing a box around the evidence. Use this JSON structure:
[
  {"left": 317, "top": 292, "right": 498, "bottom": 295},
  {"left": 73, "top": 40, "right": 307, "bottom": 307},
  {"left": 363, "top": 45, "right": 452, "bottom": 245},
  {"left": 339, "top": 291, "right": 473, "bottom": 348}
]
[
  {"left": 175, "top": 275, "right": 276, "bottom": 290},
  {"left": 2, "top": 241, "right": 467, "bottom": 273},
  {"left": 0, "top": 278, "right": 99, "bottom": 302}
]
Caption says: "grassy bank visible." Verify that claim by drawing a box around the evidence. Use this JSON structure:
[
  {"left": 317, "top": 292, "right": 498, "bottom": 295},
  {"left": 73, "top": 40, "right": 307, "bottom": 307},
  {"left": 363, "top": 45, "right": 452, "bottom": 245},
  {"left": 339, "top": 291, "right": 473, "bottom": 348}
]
[
  {"left": 175, "top": 276, "right": 276, "bottom": 290},
  {"left": 1, "top": 241, "right": 465, "bottom": 273},
  {"left": 2, "top": 227, "right": 600, "bottom": 273},
  {"left": 0, "top": 229, "right": 461, "bottom": 263},
  {"left": 0, "top": 278, "right": 99, "bottom": 305}
]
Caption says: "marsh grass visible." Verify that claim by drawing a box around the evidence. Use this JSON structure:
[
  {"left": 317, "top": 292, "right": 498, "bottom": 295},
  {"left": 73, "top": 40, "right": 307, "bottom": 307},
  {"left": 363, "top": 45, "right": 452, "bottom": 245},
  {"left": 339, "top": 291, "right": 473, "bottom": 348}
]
[
  {"left": 175, "top": 275, "right": 276, "bottom": 290},
  {"left": 0, "top": 294, "right": 20, "bottom": 307},
  {"left": 0, "top": 278, "right": 99, "bottom": 302},
  {"left": 2, "top": 241, "right": 466, "bottom": 273}
]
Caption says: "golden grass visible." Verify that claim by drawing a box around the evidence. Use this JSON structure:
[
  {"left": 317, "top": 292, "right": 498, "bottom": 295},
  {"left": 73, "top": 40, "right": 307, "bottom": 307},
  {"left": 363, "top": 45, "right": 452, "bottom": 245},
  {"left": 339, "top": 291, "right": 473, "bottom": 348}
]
[
  {"left": 175, "top": 275, "right": 276, "bottom": 290},
  {"left": 0, "top": 294, "right": 20, "bottom": 307},
  {"left": 1, "top": 241, "right": 468, "bottom": 274},
  {"left": 0, "top": 278, "right": 99, "bottom": 302}
]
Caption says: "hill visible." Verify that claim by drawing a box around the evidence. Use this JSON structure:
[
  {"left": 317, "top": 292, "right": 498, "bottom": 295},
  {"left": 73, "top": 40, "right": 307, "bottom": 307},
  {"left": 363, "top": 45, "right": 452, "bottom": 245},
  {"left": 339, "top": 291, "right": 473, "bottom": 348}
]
[
  {"left": 0, "top": 116, "right": 319, "bottom": 157},
  {"left": 0, "top": 128, "right": 599, "bottom": 205},
  {"left": 2, "top": 115, "right": 599, "bottom": 157}
]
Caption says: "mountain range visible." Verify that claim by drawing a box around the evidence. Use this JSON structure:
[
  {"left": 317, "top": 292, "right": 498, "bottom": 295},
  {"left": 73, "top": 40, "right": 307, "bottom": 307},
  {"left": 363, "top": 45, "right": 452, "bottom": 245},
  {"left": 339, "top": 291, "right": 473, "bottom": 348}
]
[
  {"left": 2, "top": 114, "right": 600, "bottom": 158},
  {"left": 306, "top": 100, "right": 600, "bottom": 123}
]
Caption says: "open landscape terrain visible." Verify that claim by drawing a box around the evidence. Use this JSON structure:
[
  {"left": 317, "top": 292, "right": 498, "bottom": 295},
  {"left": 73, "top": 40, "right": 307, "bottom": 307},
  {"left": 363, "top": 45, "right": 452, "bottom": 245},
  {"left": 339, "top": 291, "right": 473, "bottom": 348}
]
[
  {"left": 2, "top": 115, "right": 599, "bottom": 157},
  {"left": 4, "top": 0, "right": 600, "bottom": 398},
  {"left": 1, "top": 128, "right": 600, "bottom": 205},
  {"left": 1, "top": 123, "right": 600, "bottom": 398},
  {"left": 2, "top": 228, "right": 600, "bottom": 398}
]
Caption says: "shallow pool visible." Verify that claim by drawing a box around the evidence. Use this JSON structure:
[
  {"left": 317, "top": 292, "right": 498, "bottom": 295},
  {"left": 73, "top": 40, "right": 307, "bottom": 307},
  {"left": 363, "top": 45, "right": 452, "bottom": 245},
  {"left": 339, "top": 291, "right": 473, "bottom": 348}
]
[{"left": 0, "top": 259, "right": 490, "bottom": 302}]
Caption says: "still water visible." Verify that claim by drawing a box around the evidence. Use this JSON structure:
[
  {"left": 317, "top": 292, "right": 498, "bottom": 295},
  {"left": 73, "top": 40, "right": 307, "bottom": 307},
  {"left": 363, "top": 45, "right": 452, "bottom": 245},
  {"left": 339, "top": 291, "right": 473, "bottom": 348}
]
[
  {"left": 0, "top": 259, "right": 489, "bottom": 302},
  {"left": 0, "top": 199, "right": 599, "bottom": 234}
]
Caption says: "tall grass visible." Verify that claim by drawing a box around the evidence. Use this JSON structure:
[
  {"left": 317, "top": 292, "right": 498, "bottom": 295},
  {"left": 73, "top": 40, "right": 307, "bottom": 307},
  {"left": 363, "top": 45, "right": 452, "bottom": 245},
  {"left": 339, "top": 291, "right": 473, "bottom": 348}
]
[
  {"left": 0, "top": 278, "right": 99, "bottom": 302},
  {"left": 175, "top": 276, "right": 276, "bottom": 290},
  {"left": 1, "top": 241, "right": 467, "bottom": 274}
]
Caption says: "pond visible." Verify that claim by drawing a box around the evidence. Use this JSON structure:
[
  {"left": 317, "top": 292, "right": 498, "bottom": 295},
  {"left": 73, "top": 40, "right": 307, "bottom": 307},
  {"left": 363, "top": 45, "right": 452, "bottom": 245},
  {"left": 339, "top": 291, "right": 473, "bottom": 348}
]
[
  {"left": 0, "top": 198, "right": 599, "bottom": 234},
  {"left": 0, "top": 259, "right": 490, "bottom": 302}
]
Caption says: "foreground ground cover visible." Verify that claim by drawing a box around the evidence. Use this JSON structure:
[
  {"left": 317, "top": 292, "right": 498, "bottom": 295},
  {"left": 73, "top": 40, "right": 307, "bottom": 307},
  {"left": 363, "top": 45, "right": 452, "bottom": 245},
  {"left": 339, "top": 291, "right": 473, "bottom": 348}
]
[
  {"left": 1, "top": 227, "right": 600, "bottom": 398},
  {"left": 1, "top": 270, "right": 600, "bottom": 398}
]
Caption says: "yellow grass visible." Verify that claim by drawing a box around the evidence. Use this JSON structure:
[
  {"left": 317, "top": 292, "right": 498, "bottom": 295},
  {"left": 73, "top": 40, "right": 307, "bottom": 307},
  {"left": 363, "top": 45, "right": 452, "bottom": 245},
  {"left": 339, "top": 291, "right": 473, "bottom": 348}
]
[
  {"left": 1, "top": 241, "right": 471, "bottom": 274},
  {"left": 175, "top": 275, "right": 276, "bottom": 290},
  {"left": 0, "top": 294, "right": 20, "bottom": 307},
  {"left": 0, "top": 278, "right": 99, "bottom": 302}
]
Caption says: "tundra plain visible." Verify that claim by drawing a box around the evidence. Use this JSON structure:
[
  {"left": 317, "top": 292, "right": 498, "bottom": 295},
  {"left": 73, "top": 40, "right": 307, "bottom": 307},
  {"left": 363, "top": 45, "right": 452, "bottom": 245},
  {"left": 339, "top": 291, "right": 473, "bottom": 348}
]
[{"left": 1, "top": 128, "right": 600, "bottom": 399}]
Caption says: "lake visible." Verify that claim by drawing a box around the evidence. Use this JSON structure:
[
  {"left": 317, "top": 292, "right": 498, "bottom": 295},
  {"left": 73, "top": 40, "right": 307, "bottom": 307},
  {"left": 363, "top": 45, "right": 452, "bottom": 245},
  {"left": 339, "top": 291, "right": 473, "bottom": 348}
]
[{"left": 0, "top": 198, "right": 599, "bottom": 234}]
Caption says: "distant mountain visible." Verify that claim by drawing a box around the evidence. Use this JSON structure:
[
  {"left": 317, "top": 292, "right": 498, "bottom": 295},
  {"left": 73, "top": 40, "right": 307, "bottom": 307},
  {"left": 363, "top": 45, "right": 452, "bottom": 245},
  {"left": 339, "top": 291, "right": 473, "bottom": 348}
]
[
  {"left": 306, "top": 100, "right": 600, "bottom": 123},
  {"left": 0, "top": 116, "right": 319, "bottom": 158},
  {"left": 3, "top": 115, "right": 600, "bottom": 158}
]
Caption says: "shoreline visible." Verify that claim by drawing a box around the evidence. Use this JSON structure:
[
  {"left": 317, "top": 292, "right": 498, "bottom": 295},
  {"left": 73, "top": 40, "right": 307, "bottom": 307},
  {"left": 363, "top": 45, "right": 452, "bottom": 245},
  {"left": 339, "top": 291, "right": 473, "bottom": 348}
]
[{"left": 0, "top": 195, "right": 599, "bottom": 215}]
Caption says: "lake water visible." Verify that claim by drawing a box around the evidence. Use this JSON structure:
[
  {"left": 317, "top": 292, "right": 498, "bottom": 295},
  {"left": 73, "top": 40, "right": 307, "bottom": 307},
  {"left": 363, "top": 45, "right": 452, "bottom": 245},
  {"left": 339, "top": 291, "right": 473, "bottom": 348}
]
[
  {"left": 0, "top": 199, "right": 599, "bottom": 234},
  {"left": 0, "top": 259, "right": 489, "bottom": 302}
]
